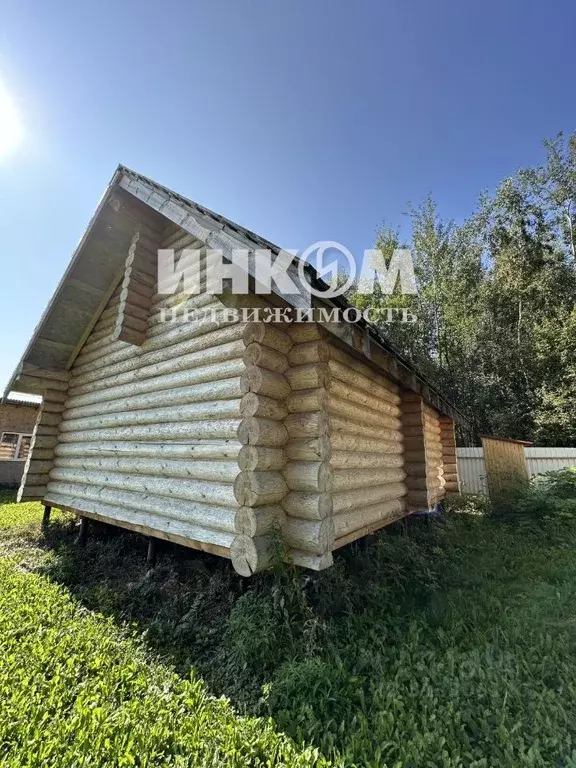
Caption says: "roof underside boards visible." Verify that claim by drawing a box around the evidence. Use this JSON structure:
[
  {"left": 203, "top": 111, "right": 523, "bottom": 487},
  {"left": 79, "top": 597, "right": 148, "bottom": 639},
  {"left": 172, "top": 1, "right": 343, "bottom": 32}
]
[
  {"left": 7, "top": 185, "right": 166, "bottom": 392},
  {"left": 5, "top": 165, "right": 466, "bottom": 424}
]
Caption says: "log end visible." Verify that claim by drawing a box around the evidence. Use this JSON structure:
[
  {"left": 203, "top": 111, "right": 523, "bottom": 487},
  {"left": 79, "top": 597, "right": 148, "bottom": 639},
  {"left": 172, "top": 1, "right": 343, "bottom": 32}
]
[{"left": 231, "top": 534, "right": 273, "bottom": 576}]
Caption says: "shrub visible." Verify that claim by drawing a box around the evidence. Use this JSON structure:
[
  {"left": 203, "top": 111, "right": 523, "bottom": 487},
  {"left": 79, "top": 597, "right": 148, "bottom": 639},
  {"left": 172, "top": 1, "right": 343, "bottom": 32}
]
[
  {"left": 488, "top": 467, "right": 576, "bottom": 522},
  {"left": 533, "top": 466, "right": 576, "bottom": 499},
  {"left": 444, "top": 491, "right": 491, "bottom": 516}
]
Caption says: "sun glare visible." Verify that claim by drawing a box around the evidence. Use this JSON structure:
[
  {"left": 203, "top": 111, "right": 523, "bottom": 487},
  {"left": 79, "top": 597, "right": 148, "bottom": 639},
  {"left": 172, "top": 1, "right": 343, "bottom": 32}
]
[{"left": 0, "top": 83, "right": 22, "bottom": 157}]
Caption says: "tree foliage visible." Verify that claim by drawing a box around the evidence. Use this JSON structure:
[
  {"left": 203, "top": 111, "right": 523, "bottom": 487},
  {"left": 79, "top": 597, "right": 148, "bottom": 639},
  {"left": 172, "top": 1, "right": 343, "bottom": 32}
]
[{"left": 354, "top": 131, "right": 576, "bottom": 445}]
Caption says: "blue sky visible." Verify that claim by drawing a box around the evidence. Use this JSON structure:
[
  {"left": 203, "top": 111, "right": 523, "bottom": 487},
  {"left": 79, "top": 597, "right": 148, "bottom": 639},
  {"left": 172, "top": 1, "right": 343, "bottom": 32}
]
[{"left": 1, "top": 0, "right": 575, "bottom": 390}]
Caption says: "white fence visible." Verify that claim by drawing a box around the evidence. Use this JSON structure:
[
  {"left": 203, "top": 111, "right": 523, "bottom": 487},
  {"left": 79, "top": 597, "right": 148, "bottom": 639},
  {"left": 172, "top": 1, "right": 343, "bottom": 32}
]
[{"left": 457, "top": 447, "right": 576, "bottom": 494}]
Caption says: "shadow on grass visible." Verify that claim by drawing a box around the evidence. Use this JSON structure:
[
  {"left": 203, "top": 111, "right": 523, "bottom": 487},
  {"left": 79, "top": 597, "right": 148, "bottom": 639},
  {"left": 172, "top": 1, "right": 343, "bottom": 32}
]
[
  {"left": 28, "top": 508, "right": 445, "bottom": 708},
  {"left": 35, "top": 518, "right": 246, "bottom": 687}
]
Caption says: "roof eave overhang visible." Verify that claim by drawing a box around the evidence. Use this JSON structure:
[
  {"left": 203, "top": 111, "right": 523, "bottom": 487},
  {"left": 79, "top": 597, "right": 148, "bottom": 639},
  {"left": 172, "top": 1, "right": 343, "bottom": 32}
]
[{"left": 3, "top": 166, "right": 127, "bottom": 398}]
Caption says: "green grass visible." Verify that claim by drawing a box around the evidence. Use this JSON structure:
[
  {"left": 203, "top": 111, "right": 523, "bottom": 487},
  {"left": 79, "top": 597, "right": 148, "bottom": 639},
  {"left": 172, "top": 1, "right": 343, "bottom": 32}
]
[
  {"left": 1, "top": 475, "right": 576, "bottom": 766},
  {"left": 0, "top": 495, "right": 327, "bottom": 767},
  {"left": 0, "top": 490, "right": 63, "bottom": 528}
]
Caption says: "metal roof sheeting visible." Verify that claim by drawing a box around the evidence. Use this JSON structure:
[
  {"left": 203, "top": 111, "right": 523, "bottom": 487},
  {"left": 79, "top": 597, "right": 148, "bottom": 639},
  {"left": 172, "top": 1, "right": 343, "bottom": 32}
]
[{"left": 4, "top": 391, "right": 42, "bottom": 405}]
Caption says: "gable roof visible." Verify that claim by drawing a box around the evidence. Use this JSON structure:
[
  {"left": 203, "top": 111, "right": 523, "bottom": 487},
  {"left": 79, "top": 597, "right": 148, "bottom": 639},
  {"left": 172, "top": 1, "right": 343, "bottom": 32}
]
[{"left": 4, "top": 165, "right": 465, "bottom": 423}]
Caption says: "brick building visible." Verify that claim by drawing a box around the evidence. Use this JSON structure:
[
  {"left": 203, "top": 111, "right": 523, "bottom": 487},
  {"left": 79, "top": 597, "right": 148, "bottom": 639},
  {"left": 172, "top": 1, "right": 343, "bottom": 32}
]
[{"left": 0, "top": 394, "right": 41, "bottom": 487}]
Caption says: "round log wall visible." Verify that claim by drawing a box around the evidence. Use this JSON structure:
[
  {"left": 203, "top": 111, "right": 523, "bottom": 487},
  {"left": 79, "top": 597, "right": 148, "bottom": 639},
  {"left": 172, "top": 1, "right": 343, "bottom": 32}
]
[
  {"left": 279, "top": 323, "right": 408, "bottom": 562},
  {"left": 422, "top": 402, "right": 446, "bottom": 505},
  {"left": 439, "top": 415, "right": 459, "bottom": 492},
  {"left": 18, "top": 386, "right": 67, "bottom": 501},
  {"left": 42, "top": 225, "right": 249, "bottom": 559},
  {"left": 326, "top": 343, "right": 408, "bottom": 548},
  {"left": 280, "top": 324, "right": 335, "bottom": 570},
  {"left": 230, "top": 322, "right": 291, "bottom": 575}
]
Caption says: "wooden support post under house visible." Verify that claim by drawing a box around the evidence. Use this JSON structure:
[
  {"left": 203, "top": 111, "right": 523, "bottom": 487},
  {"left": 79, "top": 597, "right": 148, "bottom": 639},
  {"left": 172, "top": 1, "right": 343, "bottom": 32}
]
[
  {"left": 75, "top": 517, "right": 89, "bottom": 546},
  {"left": 146, "top": 537, "right": 157, "bottom": 568}
]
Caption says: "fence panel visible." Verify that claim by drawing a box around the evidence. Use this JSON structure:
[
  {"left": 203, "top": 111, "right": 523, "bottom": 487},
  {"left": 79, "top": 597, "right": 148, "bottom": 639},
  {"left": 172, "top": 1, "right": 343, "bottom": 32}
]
[
  {"left": 457, "top": 448, "right": 488, "bottom": 493},
  {"left": 526, "top": 448, "right": 576, "bottom": 476}
]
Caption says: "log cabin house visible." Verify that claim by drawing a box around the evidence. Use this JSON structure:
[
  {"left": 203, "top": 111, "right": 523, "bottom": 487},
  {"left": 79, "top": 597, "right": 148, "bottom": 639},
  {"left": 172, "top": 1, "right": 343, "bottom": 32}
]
[{"left": 5, "top": 166, "right": 462, "bottom": 574}]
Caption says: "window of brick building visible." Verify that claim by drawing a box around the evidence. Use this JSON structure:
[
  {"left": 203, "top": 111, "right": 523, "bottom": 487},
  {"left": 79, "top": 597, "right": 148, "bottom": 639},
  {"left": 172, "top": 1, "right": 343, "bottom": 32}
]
[{"left": 0, "top": 432, "right": 32, "bottom": 460}]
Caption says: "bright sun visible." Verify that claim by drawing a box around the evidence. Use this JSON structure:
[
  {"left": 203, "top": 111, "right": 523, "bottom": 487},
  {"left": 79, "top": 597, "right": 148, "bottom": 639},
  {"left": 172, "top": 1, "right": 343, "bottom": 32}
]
[{"left": 0, "top": 83, "right": 22, "bottom": 157}]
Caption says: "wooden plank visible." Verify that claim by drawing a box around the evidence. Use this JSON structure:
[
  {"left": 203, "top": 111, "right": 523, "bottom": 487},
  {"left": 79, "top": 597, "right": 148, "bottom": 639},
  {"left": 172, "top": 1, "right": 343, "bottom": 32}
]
[
  {"left": 332, "top": 507, "right": 408, "bottom": 550},
  {"left": 42, "top": 501, "right": 231, "bottom": 559},
  {"left": 66, "top": 265, "right": 126, "bottom": 369},
  {"left": 481, "top": 436, "right": 530, "bottom": 498}
]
